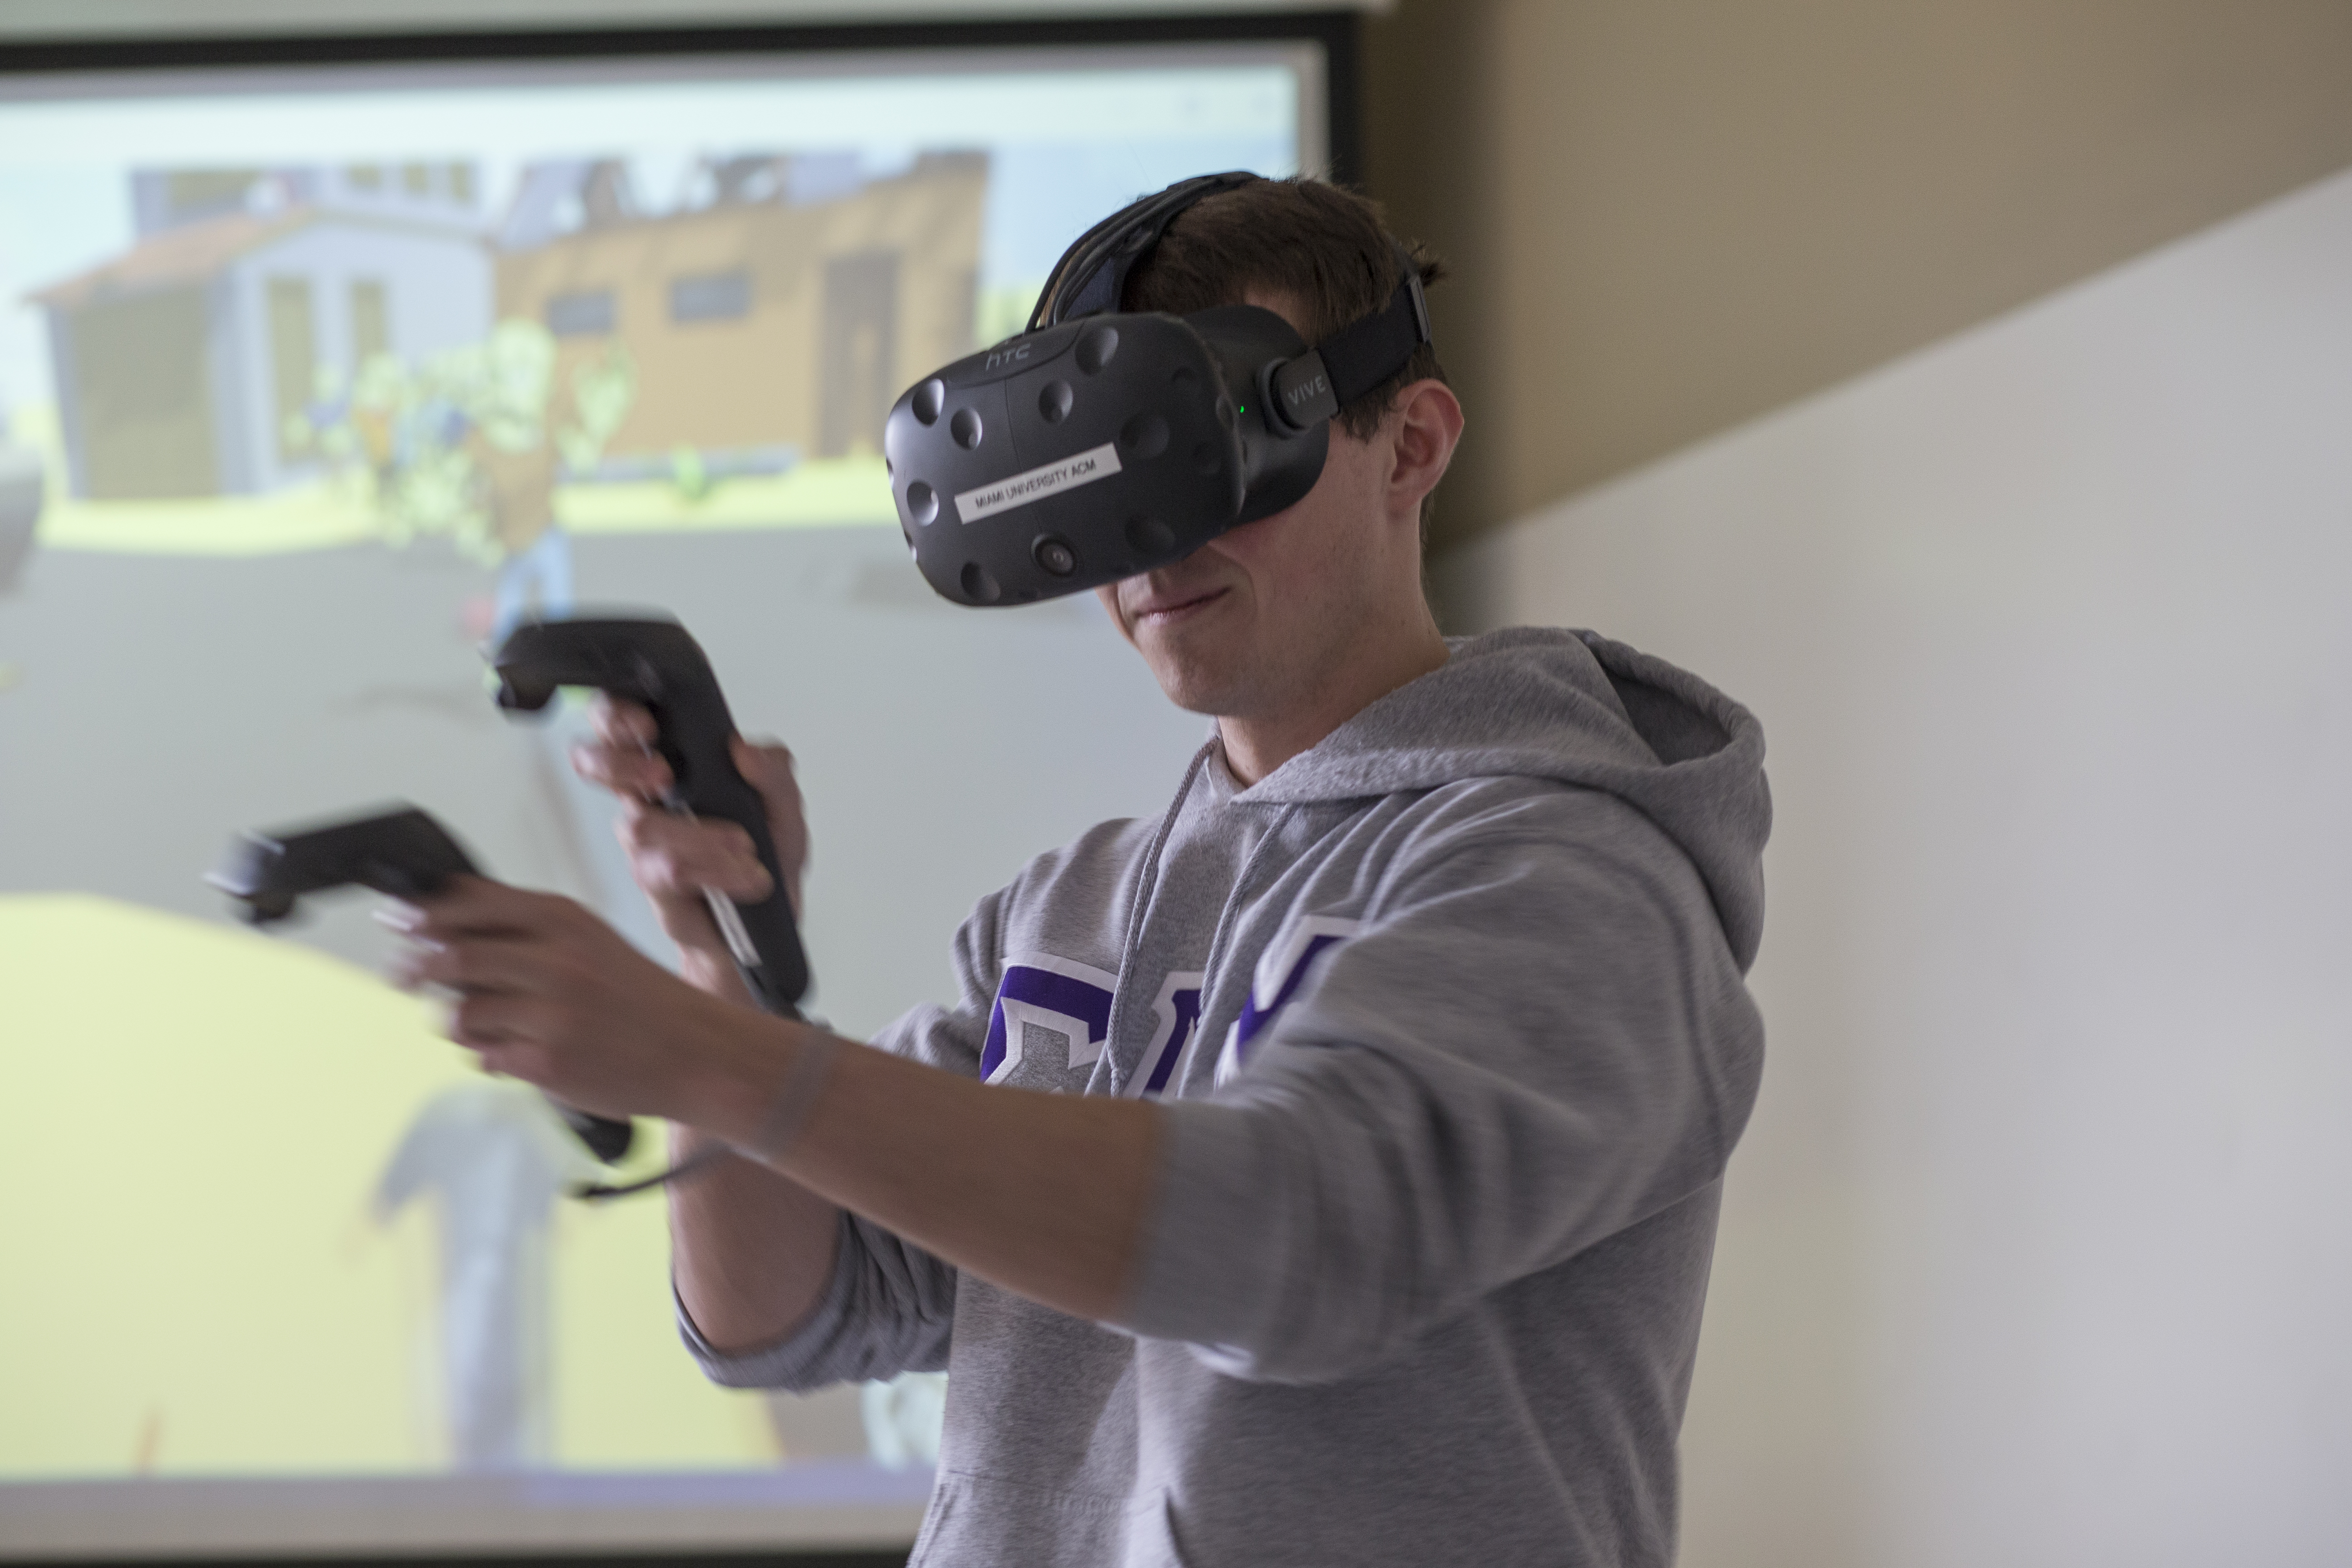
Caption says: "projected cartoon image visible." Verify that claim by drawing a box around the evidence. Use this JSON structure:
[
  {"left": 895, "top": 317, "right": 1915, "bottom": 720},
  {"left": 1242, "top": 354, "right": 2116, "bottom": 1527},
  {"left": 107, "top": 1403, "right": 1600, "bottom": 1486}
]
[
  {"left": 0, "top": 54, "right": 1301, "bottom": 1511},
  {"left": 22, "top": 150, "right": 985, "bottom": 561}
]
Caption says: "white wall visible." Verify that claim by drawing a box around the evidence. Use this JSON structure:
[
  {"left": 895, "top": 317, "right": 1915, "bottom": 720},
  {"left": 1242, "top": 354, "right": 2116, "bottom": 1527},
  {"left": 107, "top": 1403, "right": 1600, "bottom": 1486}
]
[{"left": 1435, "top": 167, "right": 2352, "bottom": 1568}]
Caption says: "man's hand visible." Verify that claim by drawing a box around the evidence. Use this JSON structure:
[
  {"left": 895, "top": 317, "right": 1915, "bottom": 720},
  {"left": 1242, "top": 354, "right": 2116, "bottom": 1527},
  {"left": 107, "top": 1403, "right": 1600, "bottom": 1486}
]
[
  {"left": 392, "top": 874, "right": 858, "bottom": 1356},
  {"left": 391, "top": 874, "right": 1161, "bottom": 1328},
  {"left": 569, "top": 695, "right": 808, "bottom": 999},
  {"left": 390, "top": 876, "right": 745, "bottom": 1123}
]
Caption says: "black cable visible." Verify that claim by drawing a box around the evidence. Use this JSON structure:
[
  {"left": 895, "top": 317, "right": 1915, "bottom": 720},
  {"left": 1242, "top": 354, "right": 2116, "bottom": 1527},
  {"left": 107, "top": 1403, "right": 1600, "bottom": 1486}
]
[
  {"left": 572, "top": 1139, "right": 731, "bottom": 1202},
  {"left": 566, "top": 1000, "right": 817, "bottom": 1202}
]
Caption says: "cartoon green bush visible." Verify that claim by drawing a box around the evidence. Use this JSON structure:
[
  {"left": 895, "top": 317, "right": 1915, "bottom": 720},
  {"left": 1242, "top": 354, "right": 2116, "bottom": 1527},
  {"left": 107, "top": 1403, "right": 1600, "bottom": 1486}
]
[{"left": 294, "top": 320, "right": 635, "bottom": 563}]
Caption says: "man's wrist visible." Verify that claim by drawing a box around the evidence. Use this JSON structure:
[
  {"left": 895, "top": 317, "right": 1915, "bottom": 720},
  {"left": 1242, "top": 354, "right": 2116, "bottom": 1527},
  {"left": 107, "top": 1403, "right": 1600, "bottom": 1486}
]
[{"left": 671, "top": 997, "right": 813, "bottom": 1152}]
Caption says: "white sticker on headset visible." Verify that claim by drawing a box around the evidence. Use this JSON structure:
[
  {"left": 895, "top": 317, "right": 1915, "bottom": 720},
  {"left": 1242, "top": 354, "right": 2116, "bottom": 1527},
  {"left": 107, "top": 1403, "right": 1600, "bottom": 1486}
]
[{"left": 954, "top": 442, "right": 1123, "bottom": 524}]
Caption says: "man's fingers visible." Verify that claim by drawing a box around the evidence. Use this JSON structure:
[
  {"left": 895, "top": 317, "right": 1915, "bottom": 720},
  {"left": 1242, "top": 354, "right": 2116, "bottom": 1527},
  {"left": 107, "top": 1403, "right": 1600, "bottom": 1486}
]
[
  {"left": 395, "top": 930, "right": 552, "bottom": 997},
  {"left": 616, "top": 804, "right": 772, "bottom": 901},
  {"left": 590, "top": 693, "right": 657, "bottom": 749},
  {"left": 388, "top": 877, "right": 581, "bottom": 942},
  {"left": 734, "top": 735, "right": 794, "bottom": 784},
  {"left": 573, "top": 740, "right": 672, "bottom": 799},
  {"left": 735, "top": 739, "right": 809, "bottom": 906},
  {"left": 447, "top": 993, "right": 542, "bottom": 1060},
  {"left": 737, "top": 738, "right": 802, "bottom": 808},
  {"left": 623, "top": 835, "right": 774, "bottom": 905}
]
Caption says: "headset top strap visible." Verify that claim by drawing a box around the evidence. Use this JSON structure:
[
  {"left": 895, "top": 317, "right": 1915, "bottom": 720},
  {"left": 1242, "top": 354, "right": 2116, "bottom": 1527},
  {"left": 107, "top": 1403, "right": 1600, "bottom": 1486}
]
[
  {"left": 1030, "top": 170, "right": 1263, "bottom": 329},
  {"left": 1034, "top": 176, "right": 1435, "bottom": 429}
]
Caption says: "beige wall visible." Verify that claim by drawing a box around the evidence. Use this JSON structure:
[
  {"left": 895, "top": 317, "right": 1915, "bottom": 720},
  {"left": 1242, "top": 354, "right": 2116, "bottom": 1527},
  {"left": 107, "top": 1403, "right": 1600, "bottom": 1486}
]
[{"left": 1363, "top": 0, "right": 2352, "bottom": 552}]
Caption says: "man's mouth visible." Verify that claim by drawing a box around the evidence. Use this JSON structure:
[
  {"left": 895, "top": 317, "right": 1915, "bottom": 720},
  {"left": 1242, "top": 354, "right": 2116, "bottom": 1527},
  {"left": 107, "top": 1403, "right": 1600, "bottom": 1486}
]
[{"left": 1129, "top": 586, "right": 1226, "bottom": 628}]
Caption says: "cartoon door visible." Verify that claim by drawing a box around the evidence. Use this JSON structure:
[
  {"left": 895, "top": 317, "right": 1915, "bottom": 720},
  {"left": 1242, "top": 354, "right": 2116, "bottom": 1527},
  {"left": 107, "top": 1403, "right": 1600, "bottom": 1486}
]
[{"left": 819, "top": 250, "right": 899, "bottom": 458}]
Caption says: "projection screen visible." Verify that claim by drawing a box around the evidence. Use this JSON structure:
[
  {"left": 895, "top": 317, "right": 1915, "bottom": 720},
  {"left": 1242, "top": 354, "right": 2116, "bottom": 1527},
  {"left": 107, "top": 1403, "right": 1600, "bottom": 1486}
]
[{"left": 0, "top": 28, "right": 1326, "bottom": 1558}]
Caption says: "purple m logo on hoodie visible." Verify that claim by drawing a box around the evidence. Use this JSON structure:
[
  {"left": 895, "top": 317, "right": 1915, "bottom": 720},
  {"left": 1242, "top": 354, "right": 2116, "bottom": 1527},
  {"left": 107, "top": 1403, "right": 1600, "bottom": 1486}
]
[
  {"left": 1215, "top": 916, "right": 1362, "bottom": 1086},
  {"left": 980, "top": 953, "right": 1117, "bottom": 1085}
]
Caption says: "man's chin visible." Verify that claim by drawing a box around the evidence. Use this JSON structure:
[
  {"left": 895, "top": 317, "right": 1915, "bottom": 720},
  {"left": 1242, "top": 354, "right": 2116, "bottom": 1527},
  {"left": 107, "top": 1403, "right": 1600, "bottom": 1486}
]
[
  {"left": 1136, "top": 646, "right": 1247, "bottom": 717},
  {"left": 1144, "top": 667, "right": 1226, "bottom": 716},
  {"left": 1122, "top": 595, "right": 1257, "bottom": 710}
]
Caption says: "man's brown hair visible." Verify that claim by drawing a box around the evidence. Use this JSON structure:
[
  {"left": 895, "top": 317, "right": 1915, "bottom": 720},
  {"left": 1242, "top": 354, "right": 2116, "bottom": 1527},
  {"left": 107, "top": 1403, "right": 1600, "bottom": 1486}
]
[{"left": 1119, "top": 176, "right": 1448, "bottom": 443}]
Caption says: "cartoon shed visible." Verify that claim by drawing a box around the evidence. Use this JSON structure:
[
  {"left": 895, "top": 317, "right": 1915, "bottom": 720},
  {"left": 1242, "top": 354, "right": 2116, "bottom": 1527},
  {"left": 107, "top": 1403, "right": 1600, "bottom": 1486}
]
[{"left": 29, "top": 164, "right": 494, "bottom": 501}]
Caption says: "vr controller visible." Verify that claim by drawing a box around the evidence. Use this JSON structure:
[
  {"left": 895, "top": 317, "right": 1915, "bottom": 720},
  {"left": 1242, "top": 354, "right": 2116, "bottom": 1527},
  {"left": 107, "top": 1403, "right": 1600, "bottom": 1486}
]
[
  {"left": 207, "top": 804, "right": 636, "bottom": 1166},
  {"left": 211, "top": 614, "right": 808, "bottom": 1198},
  {"left": 887, "top": 171, "right": 1433, "bottom": 608},
  {"left": 490, "top": 614, "right": 809, "bottom": 1019}
]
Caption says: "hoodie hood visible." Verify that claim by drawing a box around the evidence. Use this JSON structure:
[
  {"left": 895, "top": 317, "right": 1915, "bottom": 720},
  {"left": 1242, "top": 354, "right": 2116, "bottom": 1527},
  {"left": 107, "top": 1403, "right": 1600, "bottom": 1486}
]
[{"left": 1241, "top": 627, "right": 1772, "bottom": 970}]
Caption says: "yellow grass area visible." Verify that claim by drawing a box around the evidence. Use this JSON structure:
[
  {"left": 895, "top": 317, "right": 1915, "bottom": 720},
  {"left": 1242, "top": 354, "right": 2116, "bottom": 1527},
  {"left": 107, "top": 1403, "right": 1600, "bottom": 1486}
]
[
  {"left": 0, "top": 894, "right": 784, "bottom": 1477},
  {"left": 36, "top": 483, "right": 383, "bottom": 556}
]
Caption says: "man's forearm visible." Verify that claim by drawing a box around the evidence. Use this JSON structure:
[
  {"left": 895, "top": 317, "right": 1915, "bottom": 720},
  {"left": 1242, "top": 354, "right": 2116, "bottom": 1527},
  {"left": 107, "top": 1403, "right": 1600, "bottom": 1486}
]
[
  {"left": 681, "top": 1015, "right": 1161, "bottom": 1325},
  {"left": 667, "top": 948, "right": 842, "bottom": 1355},
  {"left": 667, "top": 1124, "right": 843, "bottom": 1355}
]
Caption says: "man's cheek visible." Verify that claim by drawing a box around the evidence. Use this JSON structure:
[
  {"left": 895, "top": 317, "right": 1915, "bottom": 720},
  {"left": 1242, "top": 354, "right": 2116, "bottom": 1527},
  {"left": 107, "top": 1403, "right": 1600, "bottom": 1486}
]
[{"left": 1095, "top": 585, "right": 1138, "bottom": 645}]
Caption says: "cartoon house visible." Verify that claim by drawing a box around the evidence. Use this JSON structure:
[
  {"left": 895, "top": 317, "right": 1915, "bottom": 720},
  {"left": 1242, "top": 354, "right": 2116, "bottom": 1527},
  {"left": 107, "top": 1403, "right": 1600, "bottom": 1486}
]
[
  {"left": 29, "top": 165, "right": 493, "bottom": 501},
  {"left": 494, "top": 151, "right": 987, "bottom": 466}
]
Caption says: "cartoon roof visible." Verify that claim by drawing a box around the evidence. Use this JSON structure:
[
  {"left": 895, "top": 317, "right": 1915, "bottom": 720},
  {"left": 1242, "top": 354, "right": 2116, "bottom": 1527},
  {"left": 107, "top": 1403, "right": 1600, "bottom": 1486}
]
[
  {"left": 25, "top": 206, "right": 485, "bottom": 311},
  {"left": 25, "top": 209, "right": 320, "bottom": 310}
]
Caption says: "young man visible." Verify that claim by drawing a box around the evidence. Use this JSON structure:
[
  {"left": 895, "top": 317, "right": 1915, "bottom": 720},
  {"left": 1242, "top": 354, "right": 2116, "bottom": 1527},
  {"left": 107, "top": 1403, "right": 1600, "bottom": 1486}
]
[{"left": 396, "top": 178, "right": 1770, "bottom": 1566}]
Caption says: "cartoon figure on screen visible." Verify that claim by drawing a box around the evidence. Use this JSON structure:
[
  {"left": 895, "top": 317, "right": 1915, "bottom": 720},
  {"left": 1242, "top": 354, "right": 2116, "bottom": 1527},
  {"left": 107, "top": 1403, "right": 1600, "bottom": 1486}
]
[
  {"left": 0, "top": 405, "right": 39, "bottom": 693},
  {"left": 374, "top": 1079, "right": 600, "bottom": 1470},
  {"left": 861, "top": 1371, "right": 947, "bottom": 1471},
  {"left": 288, "top": 314, "right": 632, "bottom": 639},
  {"left": 0, "top": 406, "right": 40, "bottom": 596}
]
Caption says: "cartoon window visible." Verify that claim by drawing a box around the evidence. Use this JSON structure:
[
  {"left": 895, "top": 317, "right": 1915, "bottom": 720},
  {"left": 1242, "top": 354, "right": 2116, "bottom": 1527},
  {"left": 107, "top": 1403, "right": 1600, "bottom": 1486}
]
[
  {"left": 669, "top": 270, "right": 752, "bottom": 323},
  {"left": 545, "top": 289, "right": 616, "bottom": 338},
  {"left": 821, "top": 251, "right": 899, "bottom": 457}
]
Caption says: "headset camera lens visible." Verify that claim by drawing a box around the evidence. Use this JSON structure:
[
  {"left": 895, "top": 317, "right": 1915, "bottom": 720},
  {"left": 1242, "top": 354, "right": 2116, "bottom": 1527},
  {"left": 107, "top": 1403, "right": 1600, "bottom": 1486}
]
[{"left": 1034, "top": 538, "right": 1079, "bottom": 577}]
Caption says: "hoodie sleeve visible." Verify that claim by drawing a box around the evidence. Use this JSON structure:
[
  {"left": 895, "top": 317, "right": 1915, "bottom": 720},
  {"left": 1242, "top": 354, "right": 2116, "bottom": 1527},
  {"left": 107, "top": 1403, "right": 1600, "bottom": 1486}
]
[
  {"left": 680, "top": 1203, "right": 960, "bottom": 1389},
  {"left": 1119, "top": 788, "right": 1765, "bottom": 1384},
  {"left": 678, "top": 894, "right": 1005, "bottom": 1391}
]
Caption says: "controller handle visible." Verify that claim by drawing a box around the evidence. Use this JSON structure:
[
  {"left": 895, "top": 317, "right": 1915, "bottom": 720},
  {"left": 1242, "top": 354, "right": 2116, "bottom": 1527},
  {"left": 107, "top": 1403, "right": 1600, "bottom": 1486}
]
[
  {"left": 207, "top": 804, "right": 636, "bottom": 1166},
  {"left": 489, "top": 614, "right": 810, "bottom": 1016}
]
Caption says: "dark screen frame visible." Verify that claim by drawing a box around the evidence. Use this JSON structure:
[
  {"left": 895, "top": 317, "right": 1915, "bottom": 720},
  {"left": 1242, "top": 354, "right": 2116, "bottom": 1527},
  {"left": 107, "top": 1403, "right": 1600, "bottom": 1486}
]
[{"left": 0, "top": 9, "right": 1362, "bottom": 186}]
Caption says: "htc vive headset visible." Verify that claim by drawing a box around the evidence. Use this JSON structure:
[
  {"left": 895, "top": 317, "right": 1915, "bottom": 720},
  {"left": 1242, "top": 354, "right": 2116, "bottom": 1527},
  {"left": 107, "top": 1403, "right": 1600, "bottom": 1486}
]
[{"left": 885, "top": 171, "right": 1434, "bottom": 606}]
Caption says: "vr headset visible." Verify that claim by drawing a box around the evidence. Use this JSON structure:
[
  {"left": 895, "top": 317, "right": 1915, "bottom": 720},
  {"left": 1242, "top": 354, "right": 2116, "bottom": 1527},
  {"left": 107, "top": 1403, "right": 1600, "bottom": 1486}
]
[{"left": 884, "top": 171, "right": 1434, "bottom": 607}]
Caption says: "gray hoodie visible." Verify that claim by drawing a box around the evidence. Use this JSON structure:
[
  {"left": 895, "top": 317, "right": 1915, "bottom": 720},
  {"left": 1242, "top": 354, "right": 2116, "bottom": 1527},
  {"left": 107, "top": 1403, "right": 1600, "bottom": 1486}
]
[{"left": 686, "top": 627, "right": 1770, "bottom": 1567}]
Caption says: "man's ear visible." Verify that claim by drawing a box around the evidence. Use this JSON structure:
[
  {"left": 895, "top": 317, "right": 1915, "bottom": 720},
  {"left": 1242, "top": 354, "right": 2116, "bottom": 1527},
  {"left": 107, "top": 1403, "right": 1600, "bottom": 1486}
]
[{"left": 1387, "top": 379, "right": 1465, "bottom": 521}]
